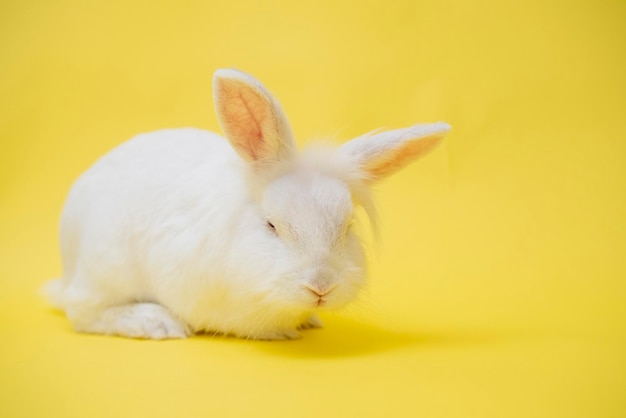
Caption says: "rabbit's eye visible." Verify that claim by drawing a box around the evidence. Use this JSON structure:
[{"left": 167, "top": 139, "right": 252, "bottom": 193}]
[{"left": 267, "top": 221, "right": 276, "bottom": 231}]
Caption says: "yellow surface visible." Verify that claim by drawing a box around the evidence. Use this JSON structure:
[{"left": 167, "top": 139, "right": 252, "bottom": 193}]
[{"left": 1, "top": 1, "right": 625, "bottom": 417}]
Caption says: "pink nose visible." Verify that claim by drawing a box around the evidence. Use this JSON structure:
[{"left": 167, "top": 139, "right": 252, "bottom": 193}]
[
  {"left": 304, "top": 284, "right": 337, "bottom": 298},
  {"left": 305, "top": 286, "right": 325, "bottom": 297},
  {"left": 304, "top": 286, "right": 329, "bottom": 307}
]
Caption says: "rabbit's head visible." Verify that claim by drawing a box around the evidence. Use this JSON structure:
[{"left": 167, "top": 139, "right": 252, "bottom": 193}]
[{"left": 213, "top": 69, "right": 450, "bottom": 312}]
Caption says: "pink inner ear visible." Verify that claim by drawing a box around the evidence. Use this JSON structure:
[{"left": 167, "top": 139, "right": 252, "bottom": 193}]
[
  {"left": 218, "top": 82, "right": 268, "bottom": 161},
  {"left": 367, "top": 135, "right": 443, "bottom": 178}
]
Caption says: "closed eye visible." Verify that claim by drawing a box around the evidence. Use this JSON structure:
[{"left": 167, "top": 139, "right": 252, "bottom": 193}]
[{"left": 267, "top": 221, "right": 276, "bottom": 231}]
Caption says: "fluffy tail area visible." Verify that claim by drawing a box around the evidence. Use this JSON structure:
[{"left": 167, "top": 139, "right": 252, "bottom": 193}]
[{"left": 41, "top": 278, "right": 67, "bottom": 310}]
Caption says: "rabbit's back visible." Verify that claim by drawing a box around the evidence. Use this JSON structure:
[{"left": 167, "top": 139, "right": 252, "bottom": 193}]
[
  {"left": 59, "top": 128, "right": 249, "bottom": 306},
  {"left": 81, "top": 128, "right": 237, "bottom": 185}
]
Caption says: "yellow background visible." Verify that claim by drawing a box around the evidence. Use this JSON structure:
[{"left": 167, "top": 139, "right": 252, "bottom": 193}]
[{"left": 1, "top": 1, "right": 625, "bottom": 417}]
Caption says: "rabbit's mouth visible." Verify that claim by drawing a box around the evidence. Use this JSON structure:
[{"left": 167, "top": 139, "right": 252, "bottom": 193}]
[{"left": 316, "top": 298, "right": 327, "bottom": 307}]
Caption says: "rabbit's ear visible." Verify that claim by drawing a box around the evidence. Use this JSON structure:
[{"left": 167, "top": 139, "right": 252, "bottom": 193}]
[
  {"left": 339, "top": 122, "right": 450, "bottom": 181},
  {"left": 213, "top": 69, "right": 296, "bottom": 164}
]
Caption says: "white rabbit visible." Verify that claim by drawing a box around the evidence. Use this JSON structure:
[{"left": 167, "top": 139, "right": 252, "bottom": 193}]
[{"left": 43, "top": 69, "right": 450, "bottom": 340}]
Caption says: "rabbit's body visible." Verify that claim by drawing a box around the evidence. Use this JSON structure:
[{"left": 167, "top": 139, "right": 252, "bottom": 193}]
[
  {"left": 45, "top": 69, "right": 450, "bottom": 340},
  {"left": 50, "top": 129, "right": 350, "bottom": 339}
]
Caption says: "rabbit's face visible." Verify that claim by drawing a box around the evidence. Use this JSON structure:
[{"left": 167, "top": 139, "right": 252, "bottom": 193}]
[{"left": 261, "top": 171, "right": 366, "bottom": 310}]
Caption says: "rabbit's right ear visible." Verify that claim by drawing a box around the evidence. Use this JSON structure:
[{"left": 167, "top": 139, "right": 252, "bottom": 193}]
[
  {"left": 339, "top": 122, "right": 450, "bottom": 182},
  {"left": 213, "top": 69, "right": 296, "bottom": 165}
]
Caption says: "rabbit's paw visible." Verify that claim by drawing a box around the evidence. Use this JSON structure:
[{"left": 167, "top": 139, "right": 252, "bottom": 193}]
[
  {"left": 255, "top": 328, "right": 302, "bottom": 341},
  {"left": 298, "top": 314, "right": 323, "bottom": 330},
  {"left": 81, "top": 303, "right": 190, "bottom": 340}
]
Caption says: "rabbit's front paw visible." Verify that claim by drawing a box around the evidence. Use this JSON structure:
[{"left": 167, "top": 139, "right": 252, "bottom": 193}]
[
  {"left": 254, "top": 328, "right": 302, "bottom": 341},
  {"left": 298, "top": 314, "right": 323, "bottom": 329}
]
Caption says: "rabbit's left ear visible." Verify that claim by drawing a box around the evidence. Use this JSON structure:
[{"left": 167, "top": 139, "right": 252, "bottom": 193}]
[
  {"left": 339, "top": 122, "right": 450, "bottom": 181},
  {"left": 213, "top": 69, "right": 296, "bottom": 165}
]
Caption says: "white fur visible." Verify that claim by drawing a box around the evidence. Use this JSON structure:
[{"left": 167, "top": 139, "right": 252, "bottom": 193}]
[{"left": 43, "top": 69, "right": 450, "bottom": 340}]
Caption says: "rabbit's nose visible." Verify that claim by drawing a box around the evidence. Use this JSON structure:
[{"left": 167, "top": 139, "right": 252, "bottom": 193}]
[
  {"left": 304, "top": 284, "right": 337, "bottom": 307},
  {"left": 303, "top": 283, "right": 337, "bottom": 297}
]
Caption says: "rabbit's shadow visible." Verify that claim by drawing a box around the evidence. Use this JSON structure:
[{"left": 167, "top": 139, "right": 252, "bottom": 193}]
[{"left": 248, "top": 316, "right": 504, "bottom": 359}]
